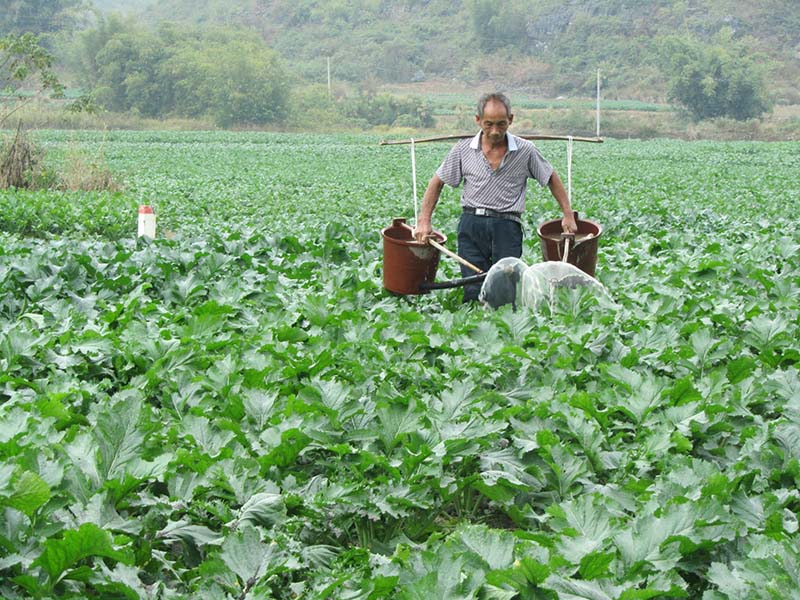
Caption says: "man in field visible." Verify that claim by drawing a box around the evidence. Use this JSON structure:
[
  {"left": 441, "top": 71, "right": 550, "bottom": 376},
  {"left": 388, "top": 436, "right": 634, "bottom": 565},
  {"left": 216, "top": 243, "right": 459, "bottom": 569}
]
[{"left": 414, "top": 92, "right": 577, "bottom": 302}]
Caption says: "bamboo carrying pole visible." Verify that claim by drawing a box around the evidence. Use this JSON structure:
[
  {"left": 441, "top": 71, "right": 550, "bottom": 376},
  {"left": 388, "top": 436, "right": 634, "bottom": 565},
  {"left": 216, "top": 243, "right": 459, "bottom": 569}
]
[{"left": 379, "top": 133, "right": 603, "bottom": 145}]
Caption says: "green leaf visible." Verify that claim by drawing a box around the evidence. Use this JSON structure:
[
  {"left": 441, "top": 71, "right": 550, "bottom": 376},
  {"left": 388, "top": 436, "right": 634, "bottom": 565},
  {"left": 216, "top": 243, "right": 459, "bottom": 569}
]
[
  {"left": 95, "top": 395, "right": 146, "bottom": 480},
  {"left": 242, "top": 389, "right": 279, "bottom": 429},
  {"left": 603, "top": 364, "right": 642, "bottom": 391},
  {"left": 746, "top": 315, "right": 789, "bottom": 348},
  {"left": 11, "top": 575, "right": 44, "bottom": 597},
  {"left": 670, "top": 431, "right": 693, "bottom": 453},
  {"left": 618, "top": 587, "right": 685, "bottom": 600},
  {"left": 91, "top": 581, "right": 140, "bottom": 600},
  {"left": 376, "top": 400, "right": 419, "bottom": 451},
  {"left": 156, "top": 520, "right": 223, "bottom": 545},
  {"left": 2, "top": 470, "right": 51, "bottom": 517},
  {"left": 689, "top": 328, "right": 726, "bottom": 367},
  {"left": 482, "top": 585, "right": 519, "bottom": 600},
  {"left": 397, "top": 547, "right": 479, "bottom": 600},
  {"left": 32, "top": 523, "right": 130, "bottom": 584},
  {"left": 0, "top": 406, "right": 30, "bottom": 443},
  {"left": 579, "top": 551, "right": 616, "bottom": 580},
  {"left": 543, "top": 575, "right": 618, "bottom": 600},
  {"left": 726, "top": 356, "right": 757, "bottom": 384},
  {"left": 486, "top": 555, "right": 551, "bottom": 590},
  {"left": 551, "top": 495, "right": 617, "bottom": 565},
  {"left": 667, "top": 377, "right": 702, "bottom": 405},
  {"left": 398, "top": 571, "right": 439, "bottom": 600},
  {"left": 706, "top": 562, "right": 749, "bottom": 598},
  {"left": 773, "top": 422, "right": 800, "bottom": 462},
  {"left": 455, "top": 524, "right": 515, "bottom": 571},
  {"left": 615, "top": 502, "right": 735, "bottom": 571},
  {"left": 261, "top": 427, "right": 312, "bottom": 468},
  {"left": 234, "top": 492, "right": 286, "bottom": 527},
  {"left": 220, "top": 526, "right": 281, "bottom": 584}
]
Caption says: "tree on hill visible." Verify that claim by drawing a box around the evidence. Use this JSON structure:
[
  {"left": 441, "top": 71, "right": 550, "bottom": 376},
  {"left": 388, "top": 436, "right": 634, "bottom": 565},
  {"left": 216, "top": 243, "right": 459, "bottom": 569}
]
[
  {"left": 80, "top": 0, "right": 800, "bottom": 105},
  {"left": 0, "top": 0, "right": 91, "bottom": 37},
  {"left": 164, "top": 27, "right": 289, "bottom": 127},
  {"left": 70, "top": 19, "right": 289, "bottom": 126},
  {"left": 1, "top": 32, "right": 64, "bottom": 126},
  {"left": 658, "top": 29, "right": 773, "bottom": 121}
]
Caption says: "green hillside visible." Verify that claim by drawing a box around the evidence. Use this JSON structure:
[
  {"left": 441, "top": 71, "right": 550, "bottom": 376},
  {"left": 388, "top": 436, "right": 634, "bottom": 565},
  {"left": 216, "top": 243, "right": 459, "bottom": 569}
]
[
  {"left": 3, "top": 0, "right": 797, "bottom": 135},
  {"left": 120, "top": 0, "right": 800, "bottom": 104}
]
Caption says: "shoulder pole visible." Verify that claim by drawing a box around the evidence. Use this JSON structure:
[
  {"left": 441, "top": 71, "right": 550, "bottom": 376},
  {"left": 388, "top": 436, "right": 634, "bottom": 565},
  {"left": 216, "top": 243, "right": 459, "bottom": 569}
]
[{"left": 379, "top": 133, "right": 603, "bottom": 145}]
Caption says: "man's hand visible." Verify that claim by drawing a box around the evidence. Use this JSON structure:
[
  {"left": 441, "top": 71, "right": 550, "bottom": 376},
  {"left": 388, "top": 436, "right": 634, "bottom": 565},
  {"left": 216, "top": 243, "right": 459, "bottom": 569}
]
[
  {"left": 562, "top": 213, "right": 578, "bottom": 234},
  {"left": 414, "top": 220, "right": 432, "bottom": 243}
]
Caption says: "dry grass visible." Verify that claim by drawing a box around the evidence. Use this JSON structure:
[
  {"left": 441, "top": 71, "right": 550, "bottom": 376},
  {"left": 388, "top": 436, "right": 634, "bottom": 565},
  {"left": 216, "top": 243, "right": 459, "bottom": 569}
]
[
  {"left": 0, "top": 125, "right": 122, "bottom": 192},
  {"left": 57, "top": 144, "right": 122, "bottom": 192},
  {"left": 6, "top": 100, "right": 215, "bottom": 131},
  {"left": 0, "top": 125, "right": 44, "bottom": 189}
]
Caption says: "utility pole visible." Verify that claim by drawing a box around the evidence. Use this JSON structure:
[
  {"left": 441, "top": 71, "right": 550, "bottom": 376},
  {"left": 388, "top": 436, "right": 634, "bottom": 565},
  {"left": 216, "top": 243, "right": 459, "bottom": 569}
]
[{"left": 596, "top": 68, "right": 601, "bottom": 138}]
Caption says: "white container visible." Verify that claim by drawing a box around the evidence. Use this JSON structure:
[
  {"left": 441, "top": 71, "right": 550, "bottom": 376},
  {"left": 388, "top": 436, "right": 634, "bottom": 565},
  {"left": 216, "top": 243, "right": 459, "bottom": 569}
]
[{"left": 138, "top": 205, "right": 156, "bottom": 239}]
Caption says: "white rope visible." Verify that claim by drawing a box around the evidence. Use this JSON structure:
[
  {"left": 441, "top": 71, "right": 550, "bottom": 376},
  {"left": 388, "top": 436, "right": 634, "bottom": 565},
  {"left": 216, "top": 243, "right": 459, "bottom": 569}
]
[
  {"left": 566, "top": 135, "right": 574, "bottom": 203},
  {"left": 410, "top": 138, "right": 418, "bottom": 223}
]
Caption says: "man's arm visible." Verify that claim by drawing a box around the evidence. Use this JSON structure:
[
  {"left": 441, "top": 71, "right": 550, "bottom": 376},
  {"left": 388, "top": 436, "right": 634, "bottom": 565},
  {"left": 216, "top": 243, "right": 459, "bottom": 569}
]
[
  {"left": 414, "top": 174, "right": 445, "bottom": 242},
  {"left": 548, "top": 171, "right": 578, "bottom": 233}
]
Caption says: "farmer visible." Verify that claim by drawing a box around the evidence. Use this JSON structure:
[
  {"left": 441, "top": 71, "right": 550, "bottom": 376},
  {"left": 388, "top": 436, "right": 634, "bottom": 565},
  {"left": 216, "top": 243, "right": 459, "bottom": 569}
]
[{"left": 414, "top": 92, "right": 577, "bottom": 302}]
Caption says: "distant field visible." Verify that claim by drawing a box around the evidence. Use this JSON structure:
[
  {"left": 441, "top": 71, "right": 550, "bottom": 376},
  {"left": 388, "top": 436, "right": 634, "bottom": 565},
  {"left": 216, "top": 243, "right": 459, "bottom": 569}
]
[
  {"left": 383, "top": 82, "right": 800, "bottom": 141},
  {"left": 1, "top": 131, "right": 799, "bottom": 598},
  {"left": 429, "top": 96, "right": 673, "bottom": 115}
]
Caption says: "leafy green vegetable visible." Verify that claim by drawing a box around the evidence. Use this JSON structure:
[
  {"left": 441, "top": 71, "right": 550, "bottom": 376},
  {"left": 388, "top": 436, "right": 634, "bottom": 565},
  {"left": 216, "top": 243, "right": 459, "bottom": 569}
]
[
  {"left": 1, "top": 132, "right": 798, "bottom": 598},
  {"left": 31, "top": 523, "right": 131, "bottom": 589}
]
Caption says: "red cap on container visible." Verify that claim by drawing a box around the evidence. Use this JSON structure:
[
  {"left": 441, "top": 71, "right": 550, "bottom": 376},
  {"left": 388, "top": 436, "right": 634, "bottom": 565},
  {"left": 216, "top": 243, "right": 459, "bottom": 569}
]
[{"left": 139, "top": 205, "right": 154, "bottom": 214}]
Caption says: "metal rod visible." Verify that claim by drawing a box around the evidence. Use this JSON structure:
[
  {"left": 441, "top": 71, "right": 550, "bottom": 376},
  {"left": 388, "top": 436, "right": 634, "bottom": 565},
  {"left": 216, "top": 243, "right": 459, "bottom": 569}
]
[
  {"left": 596, "top": 68, "right": 601, "bottom": 137},
  {"left": 419, "top": 272, "right": 488, "bottom": 291},
  {"left": 380, "top": 133, "right": 604, "bottom": 146}
]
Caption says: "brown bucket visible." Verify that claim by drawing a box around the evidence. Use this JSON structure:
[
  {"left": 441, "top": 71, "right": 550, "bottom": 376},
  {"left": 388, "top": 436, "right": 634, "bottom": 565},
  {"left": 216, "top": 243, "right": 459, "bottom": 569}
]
[
  {"left": 537, "top": 212, "right": 602, "bottom": 277},
  {"left": 382, "top": 218, "right": 447, "bottom": 295}
]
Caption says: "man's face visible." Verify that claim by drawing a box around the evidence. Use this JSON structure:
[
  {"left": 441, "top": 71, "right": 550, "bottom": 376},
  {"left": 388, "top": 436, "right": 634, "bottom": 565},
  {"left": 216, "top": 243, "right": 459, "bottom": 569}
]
[{"left": 476, "top": 100, "right": 513, "bottom": 144}]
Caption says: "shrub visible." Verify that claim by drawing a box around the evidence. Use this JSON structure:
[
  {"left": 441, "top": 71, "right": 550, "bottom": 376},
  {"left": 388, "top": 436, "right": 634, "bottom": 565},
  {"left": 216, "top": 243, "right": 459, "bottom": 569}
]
[{"left": 344, "top": 93, "right": 435, "bottom": 128}]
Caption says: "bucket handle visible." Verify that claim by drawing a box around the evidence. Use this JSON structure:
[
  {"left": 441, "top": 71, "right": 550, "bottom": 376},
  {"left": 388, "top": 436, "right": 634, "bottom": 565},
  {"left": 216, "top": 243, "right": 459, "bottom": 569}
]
[
  {"left": 561, "top": 232, "right": 574, "bottom": 262},
  {"left": 560, "top": 211, "right": 596, "bottom": 258}
]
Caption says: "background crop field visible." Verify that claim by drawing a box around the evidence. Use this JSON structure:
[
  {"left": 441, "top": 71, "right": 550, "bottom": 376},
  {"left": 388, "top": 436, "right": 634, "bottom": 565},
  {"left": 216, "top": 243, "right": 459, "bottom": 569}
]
[{"left": 1, "top": 132, "right": 799, "bottom": 599}]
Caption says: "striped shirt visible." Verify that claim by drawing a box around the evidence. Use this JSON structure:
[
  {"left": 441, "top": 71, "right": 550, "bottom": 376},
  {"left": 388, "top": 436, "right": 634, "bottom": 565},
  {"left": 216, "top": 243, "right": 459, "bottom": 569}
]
[{"left": 436, "top": 132, "right": 554, "bottom": 214}]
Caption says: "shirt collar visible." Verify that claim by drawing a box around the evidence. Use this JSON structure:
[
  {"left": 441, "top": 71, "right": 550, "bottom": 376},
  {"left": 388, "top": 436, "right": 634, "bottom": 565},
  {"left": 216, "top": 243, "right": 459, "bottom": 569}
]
[{"left": 470, "top": 131, "right": 517, "bottom": 151}]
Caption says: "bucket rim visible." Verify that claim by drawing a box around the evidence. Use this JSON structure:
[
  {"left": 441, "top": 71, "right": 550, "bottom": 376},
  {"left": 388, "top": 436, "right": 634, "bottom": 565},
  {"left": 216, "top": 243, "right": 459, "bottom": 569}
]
[
  {"left": 381, "top": 225, "right": 448, "bottom": 247},
  {"left": 536, "top": 216, "right": 602, "bottom": 239}
]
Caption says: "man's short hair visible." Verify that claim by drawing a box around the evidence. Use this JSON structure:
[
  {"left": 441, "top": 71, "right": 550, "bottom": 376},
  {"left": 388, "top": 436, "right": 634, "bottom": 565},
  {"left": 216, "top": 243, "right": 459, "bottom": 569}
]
[{"left": 477, "top": 93, "right": 512, "bottom": 118}]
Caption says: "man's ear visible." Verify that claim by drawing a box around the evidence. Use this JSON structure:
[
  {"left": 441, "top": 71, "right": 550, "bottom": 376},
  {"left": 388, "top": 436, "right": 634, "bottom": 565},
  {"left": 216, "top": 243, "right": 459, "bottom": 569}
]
[
  {"left": 475, "top": 114, "right": 481, "bottom": 125},
  {"left": 508, "top": 113, "right": 514, "bottom": 126}
]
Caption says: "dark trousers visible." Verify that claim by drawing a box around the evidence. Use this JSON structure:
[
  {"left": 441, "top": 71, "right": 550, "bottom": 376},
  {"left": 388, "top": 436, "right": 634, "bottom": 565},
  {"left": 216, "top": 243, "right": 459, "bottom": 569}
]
[{"left": 458, "top": 213, "right": 523, "bottom": 302}]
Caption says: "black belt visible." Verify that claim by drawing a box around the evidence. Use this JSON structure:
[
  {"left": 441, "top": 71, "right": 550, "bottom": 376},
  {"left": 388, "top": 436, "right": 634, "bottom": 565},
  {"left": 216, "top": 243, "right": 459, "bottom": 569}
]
[{"left": 462, "top": 206, "right": 522, "bottom": 223}]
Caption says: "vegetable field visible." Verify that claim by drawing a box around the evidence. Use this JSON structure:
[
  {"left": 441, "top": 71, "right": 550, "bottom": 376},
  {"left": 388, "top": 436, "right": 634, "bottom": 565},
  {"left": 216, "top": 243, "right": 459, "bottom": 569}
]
[{"left": 1, "top": 131, "right": 799, "bottom": 599}]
